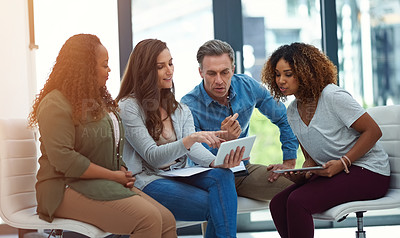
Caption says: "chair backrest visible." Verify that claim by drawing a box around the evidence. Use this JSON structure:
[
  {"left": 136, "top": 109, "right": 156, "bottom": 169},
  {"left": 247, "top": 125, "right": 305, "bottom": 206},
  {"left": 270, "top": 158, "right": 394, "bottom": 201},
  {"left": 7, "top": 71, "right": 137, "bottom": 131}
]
[
  {"left": 367, "top": 105, "right": 400, "bottom": 190},
  {"left": 0, "top": 119, "right": 38, "bottom": 221}
]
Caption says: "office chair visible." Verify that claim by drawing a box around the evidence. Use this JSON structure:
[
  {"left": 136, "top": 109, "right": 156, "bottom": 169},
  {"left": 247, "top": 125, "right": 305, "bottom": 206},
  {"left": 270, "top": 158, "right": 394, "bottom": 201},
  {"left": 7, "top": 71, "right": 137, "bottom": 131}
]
[{"left": 0, "top": 119, "right": 111, "bottom": 238}]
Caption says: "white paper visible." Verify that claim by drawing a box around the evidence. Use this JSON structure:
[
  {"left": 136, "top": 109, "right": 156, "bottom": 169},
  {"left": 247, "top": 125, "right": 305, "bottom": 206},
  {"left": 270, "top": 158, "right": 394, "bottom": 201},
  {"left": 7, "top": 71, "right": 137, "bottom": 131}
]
[
  {"left": 159, "top": 166, "right": 212, "bottom": 177},
  {"left": 159, "top": 161, "right": 246, "bottom": 177},
  {"left": 230, "top": 161, "right": 246, "bottom": 173}
]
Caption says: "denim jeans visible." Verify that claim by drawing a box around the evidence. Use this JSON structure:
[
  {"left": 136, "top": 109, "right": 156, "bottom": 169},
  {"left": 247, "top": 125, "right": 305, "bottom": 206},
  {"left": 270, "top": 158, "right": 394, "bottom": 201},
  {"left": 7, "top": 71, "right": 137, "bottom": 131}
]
[{"left": 143, "top": 168, "right": 237, "bottom": 238}]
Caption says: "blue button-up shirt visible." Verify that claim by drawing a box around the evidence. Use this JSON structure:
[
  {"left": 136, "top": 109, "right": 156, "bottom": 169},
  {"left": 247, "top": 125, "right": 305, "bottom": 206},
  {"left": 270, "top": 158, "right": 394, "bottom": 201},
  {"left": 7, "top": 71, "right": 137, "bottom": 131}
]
[{"left": 181, "top": 74, "right": 299, "bottom": 162}]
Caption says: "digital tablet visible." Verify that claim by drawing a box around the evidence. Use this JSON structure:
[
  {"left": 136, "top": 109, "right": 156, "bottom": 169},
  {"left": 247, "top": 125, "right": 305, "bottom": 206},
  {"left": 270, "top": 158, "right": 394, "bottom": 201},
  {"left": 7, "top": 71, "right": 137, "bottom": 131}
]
[
  {"left": 273, "top": 166, "right": 324, "bottom": 173},
  {"left": 214, "top": 135, "right": 256, "bottom": 166}
]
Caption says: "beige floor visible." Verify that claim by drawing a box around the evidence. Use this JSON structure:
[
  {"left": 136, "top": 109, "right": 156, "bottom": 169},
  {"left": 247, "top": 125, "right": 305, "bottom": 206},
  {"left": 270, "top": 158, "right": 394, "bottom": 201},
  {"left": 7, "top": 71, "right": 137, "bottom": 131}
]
[
  {"left": 0, "top": 224, "right": 398, "bottom": 237},
  {"left": 0, "top": 226, "right": 398, "bottom": 238},
  {"left": 180, "top": 225, "right": 400, "bottom": 238}
]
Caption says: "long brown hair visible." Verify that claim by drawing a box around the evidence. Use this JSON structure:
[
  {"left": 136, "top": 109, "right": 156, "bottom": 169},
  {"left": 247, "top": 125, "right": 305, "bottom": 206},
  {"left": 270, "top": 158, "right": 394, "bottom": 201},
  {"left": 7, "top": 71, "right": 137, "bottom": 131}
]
[
  {"left": 261, "top": 42, "right": 337, "bottom": 102},
  {"left": 28, "top": 34, "right": 117, "bottom": 127},
  {"left": 116, "top": 39, "right": 179, "bottom": 141}
]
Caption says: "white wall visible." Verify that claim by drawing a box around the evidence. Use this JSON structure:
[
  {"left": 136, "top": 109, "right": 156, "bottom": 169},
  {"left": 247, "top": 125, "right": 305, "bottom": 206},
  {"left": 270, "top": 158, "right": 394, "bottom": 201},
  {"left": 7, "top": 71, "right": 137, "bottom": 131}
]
[{"left": 0, "top": 0, "right": 35, "bottom": 119}]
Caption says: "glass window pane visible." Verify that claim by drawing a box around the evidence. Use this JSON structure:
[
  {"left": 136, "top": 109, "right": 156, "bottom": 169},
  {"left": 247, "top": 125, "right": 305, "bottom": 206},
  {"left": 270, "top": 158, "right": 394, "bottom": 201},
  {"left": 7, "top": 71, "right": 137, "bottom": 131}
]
[
  {"left": 132, "top": 0, "right": 213, "bottom": 101},
  {"left": 33, "top": 0, "right": 121, "bottom": 97},
  {"left": 336, "top": 0, "right": 400, "bottom": 106},
  {"left": 242, "top": 0, "right": 322, "bottom": 82}
]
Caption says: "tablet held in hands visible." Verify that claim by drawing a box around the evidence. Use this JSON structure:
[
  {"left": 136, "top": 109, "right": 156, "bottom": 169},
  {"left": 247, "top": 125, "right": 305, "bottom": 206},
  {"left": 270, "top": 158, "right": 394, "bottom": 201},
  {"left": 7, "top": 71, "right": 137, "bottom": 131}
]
[
  {"left": 273, "top": 166, "right": 324, "bottom": 173},
  {"left": 214, "top": 135, "right": 256, "bottom": 166}
]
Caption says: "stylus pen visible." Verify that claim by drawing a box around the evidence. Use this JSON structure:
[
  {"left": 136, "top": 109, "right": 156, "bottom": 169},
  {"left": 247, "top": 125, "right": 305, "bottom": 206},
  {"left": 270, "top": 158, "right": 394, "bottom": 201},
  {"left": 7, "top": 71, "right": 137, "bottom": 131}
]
[{"left": 227, "top": 95, "right": 234, "bottom": 116}]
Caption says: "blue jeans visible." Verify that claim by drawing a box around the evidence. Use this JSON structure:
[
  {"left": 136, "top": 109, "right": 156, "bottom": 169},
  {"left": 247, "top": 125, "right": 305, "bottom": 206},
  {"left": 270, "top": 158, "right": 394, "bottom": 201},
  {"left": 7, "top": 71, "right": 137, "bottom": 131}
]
[{"left": 143, "top": 168, "right": 237, "bottom": 238}]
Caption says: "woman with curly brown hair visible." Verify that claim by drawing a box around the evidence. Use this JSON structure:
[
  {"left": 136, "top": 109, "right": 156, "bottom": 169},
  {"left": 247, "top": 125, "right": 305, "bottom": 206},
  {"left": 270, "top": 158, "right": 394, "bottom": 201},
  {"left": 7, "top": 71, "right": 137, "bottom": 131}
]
[
  {"left": 117, "top": 39, "right": 245, "bottom": 238},
  {"left": 261, "top": 42, "right": 390, "bottom": 238},
  {"left": 29, "top": 34, "right": 176, "bottom": 238}
]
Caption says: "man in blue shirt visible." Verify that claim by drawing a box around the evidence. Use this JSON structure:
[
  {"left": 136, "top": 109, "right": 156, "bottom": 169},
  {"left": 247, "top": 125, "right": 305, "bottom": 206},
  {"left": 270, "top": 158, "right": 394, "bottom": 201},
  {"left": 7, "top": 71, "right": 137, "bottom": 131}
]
[{"left": 181, "top": 39, "right": 299, "bottom": 201}]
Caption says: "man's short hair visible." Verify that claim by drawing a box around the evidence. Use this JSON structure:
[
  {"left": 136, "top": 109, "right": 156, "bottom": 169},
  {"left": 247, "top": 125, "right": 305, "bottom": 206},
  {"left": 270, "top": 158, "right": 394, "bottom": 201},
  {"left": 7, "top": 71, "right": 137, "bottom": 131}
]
[{"left": 197, "top": 39, "right": 235, "bottom": 69}]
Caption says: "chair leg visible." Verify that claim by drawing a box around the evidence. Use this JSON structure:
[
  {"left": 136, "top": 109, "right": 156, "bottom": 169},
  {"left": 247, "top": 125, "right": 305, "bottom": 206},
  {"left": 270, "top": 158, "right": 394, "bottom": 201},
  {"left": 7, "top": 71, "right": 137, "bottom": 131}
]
[
  {"left": 18, "top": 229, "right": 37, "bottom": 238},
  {"left": 355, "top": 211, "right": 366, "bottom": 238},
  {"left": 201, "top": 222, "right": 207, "bottom": 238},
  {"left": 48, "top": 229, "right": 63, "bottom": 238}
]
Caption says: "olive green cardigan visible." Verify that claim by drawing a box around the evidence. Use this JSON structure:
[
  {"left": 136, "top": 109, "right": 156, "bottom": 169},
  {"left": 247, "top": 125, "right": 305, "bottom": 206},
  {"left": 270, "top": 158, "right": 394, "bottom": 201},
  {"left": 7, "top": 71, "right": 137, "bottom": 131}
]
[{"left": 35, "top": 90, "right": 136, "bottom": 222}]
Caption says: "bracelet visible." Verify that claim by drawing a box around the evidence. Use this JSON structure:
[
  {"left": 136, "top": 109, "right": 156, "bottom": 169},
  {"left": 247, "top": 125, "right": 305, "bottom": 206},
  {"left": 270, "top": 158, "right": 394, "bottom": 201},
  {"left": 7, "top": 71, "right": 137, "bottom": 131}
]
[
  {"left": 339, "top": 157, "right": 350, "bottom": 174},
  {"left": 342, "top": 155, "right": 352, "bottom": 167}
]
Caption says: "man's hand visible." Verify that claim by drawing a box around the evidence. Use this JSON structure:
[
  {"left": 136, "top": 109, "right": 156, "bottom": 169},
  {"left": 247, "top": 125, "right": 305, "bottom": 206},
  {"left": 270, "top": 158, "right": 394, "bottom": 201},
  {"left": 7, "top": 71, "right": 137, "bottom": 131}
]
[
  {"left": 283, "top": 159, "right": 296, "bottom": 168},
  {"left": 220, "top": 113, "right": 241, "bottom": 141},
  {"left": 266, "top": 159, "right": 296, "bottom": 182}
]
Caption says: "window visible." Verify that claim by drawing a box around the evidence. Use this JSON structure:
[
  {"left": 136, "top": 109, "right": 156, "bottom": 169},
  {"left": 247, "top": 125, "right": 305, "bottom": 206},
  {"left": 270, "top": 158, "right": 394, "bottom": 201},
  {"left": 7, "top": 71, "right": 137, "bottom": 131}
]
[
  {"left": 132, "top": 0, "right": 214, "bottom": 100},
  {"left": 33, "top": 0, "right": 121, "bottom": 97},
  {"left": 242, "top": 0, "right": 322, "bottom": 81},
  {"left": 336, "top": 0, "right": 400, "bottom": 107}
]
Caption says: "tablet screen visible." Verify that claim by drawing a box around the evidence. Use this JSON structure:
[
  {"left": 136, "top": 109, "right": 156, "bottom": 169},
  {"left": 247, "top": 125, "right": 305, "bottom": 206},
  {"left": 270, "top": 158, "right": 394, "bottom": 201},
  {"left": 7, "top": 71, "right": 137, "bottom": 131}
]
[
  {"left": 273, "top": 166, "right": 324, "bottom": 173},
  {"left": 214, "top": 135, "right": 256, "bottom": 166}
]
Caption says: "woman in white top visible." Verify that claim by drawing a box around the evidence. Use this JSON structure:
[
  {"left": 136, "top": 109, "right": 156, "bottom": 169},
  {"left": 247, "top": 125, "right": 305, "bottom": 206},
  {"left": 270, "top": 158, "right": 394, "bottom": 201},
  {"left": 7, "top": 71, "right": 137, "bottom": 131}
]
[{"left": 261, "top": 42, "right": 390, "bottom": 238}]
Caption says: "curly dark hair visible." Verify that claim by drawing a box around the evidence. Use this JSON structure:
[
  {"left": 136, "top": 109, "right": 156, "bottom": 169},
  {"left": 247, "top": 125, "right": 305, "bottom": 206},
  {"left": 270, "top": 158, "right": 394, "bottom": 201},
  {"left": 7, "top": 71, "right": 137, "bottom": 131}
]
[
  {"left": 28, "top": 34, "right": 117, "bottom": 127},
  {"left": 261, "top": 42, "right": 337, "bottom": 102},
  {"left": 116, "top": 39, "right": 179, "bottom": 141}
]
